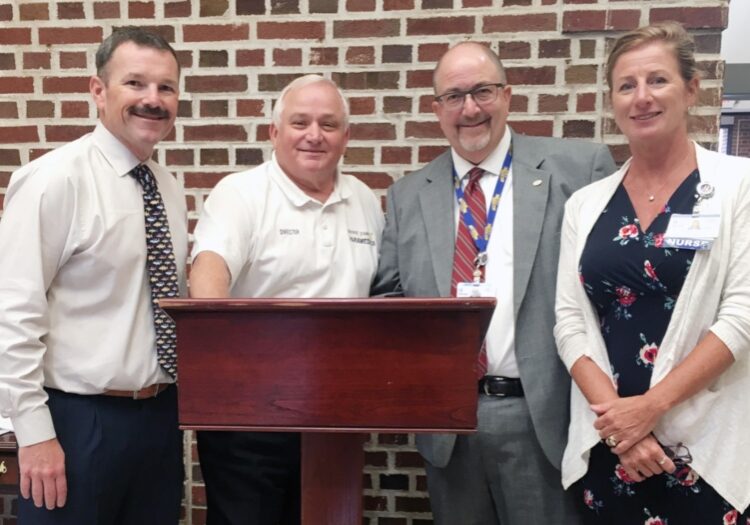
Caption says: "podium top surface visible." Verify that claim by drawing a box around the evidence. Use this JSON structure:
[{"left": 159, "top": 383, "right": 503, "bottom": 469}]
[{"left": 161, "top": 297, "right": 496, "bottom": 312}]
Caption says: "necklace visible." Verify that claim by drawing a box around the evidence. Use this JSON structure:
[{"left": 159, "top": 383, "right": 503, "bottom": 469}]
[
  {"left": 643, "top": 183, "right": 666, "bottom": 203},
  {"left": 627, "top": 175, "right": 668, "bottom": 204}
]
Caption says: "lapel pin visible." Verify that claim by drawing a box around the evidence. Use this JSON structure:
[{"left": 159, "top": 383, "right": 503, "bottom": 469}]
[{"left": 532, "top": 179, "right": 542, "bottom": 187}]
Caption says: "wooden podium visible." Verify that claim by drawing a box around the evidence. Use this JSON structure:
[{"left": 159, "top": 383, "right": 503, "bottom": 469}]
[{"left": 162, "top": 297, "right": 495, "bottom": 524}]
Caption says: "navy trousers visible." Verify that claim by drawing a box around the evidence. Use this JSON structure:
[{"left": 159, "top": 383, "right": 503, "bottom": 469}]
[
  {"left": 197, "top": 431, "right": 300, "bottom": 525},
  {"left": 18, "top": 386, "right": 183, "bottom": 525}
]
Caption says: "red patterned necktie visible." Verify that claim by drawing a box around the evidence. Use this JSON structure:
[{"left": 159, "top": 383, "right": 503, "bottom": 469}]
[
  {"left": 131, "top": 164, "right": 180, "bottom": 378},
  {"left": 450, "top": 166, "right": 488, "bottom": 378}
]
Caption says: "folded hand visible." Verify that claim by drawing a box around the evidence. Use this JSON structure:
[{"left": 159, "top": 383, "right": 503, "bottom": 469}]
[
  {"left": 591, "top": 395, "right": 664, "bottom": 455},
  {"left": 615, "top": 434, "right": 676, "bottom": 483}
]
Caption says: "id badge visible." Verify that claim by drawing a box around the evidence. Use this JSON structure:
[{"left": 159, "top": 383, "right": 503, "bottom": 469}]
[
  {"left": 457, "top": 282, "right": 495, "bottom": 298},
  {"left": 662, "top": 213, "right": 720, "bottom": 251}
]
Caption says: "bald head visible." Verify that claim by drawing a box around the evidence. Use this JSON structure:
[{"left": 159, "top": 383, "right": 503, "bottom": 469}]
[{"left": 433, "top": 42, "right": 507, "bottom": 93}]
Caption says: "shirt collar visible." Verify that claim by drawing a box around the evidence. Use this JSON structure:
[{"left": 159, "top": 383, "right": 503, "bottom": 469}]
[
  {"left": 270, "top": 152, "right": 349, "bottom": 207},
  {"left": 91, "top": 123, "right": 144, "bottom": 177},
  {"left": 450, "top": 128, "right": 512, "bottom": 180}
]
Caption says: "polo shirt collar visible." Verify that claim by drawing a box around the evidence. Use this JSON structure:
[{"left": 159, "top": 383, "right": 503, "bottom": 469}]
[
  {"left": 91, "top": 122, "right": 143, "bottom": 177},
  {"left": 270, "top": 152, "right": 350, "bottom": 207}
]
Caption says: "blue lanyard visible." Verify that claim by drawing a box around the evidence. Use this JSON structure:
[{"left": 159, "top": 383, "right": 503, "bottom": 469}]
[{"left": 453, "top": 142, "right": 513, "bottom": 257}]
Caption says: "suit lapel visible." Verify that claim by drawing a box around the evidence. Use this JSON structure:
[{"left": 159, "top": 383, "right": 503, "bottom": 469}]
[
  {"left": 419, "top": 152, "right": 455, "bottom": 297},
  {"left": 512, "top": 133, "right": 551, "bottom": 316}
]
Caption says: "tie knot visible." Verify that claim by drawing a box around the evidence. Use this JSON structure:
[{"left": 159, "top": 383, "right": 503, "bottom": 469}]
[
  {"left": 131, "top": 164, "right": 157, "bottom": 194},
  {"left": 467, "top": 166, "right": 484, "bottom": 191}
]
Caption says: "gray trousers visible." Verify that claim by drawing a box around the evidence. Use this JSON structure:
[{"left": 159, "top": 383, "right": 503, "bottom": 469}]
[{"left": 425, "top": 395, "right": 581, "bottom": 525}]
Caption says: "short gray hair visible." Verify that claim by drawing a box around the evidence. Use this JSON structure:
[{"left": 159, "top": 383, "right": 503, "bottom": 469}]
[{"left": 271, "top": 74, "right": 349, "bottom": 129}]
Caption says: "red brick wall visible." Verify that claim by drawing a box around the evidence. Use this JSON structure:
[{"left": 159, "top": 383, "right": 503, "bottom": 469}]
[{"left": 0, "top": 1, "right": 727, "bottom": 524}]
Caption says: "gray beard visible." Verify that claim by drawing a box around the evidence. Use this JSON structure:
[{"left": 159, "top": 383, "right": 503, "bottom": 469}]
[{"left": 458, "top": 130, "right": 491, "bottom": 153}]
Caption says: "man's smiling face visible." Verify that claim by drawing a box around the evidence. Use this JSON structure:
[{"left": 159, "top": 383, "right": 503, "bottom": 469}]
[
  {"left": 269, "top": 81, "right": 349, "bottom": 185},
  {"left": 433, "top": 43, "right": 512, "bottom": 164},
  {"left": 90, "top": 41, "right": 179, "bottom": 161}
]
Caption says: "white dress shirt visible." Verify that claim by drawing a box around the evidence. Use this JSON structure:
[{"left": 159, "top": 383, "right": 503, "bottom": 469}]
[
  {"left": 192, "top": 154, "right": 384, "bottom": 298},
  {"left": 555, "top": 144, "right": 750, "bottom": 512},
  {"left": 0, "top": 123, "right": 188, "bottom": 447},
  {"left": 451, "top": 130, "right": 517, "bottom": 377}
]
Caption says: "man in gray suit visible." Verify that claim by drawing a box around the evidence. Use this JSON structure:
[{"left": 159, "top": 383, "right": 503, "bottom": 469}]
[{"left": 372, "top": 42, "right": 616, "bottom": 524}]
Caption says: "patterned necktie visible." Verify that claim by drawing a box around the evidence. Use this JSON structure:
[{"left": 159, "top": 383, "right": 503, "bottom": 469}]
[
  {"left": 450, "top": 166, "right": 488, "bottom": 378},
  {"left": 131, "top": 164, "right": 180, "bottom": 378}
]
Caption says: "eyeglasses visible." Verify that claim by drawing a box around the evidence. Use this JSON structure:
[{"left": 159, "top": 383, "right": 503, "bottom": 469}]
[
  {"left": 663, "top": 443, "right": 692, "bottom": 467},
  {"left": 434, "top": 83, "right": 506, "bottom": 109}
]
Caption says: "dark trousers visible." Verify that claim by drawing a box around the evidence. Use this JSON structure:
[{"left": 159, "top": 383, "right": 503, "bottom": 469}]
[
  {"left": 197, "top": 431, "right": 301, "bottom": 525},
  {"left": 18, "top": 386, "right": 183, "bottom": 525}
]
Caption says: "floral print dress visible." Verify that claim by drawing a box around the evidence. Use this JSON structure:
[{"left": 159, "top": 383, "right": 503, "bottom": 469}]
[{"left": 575, "top": 170, "right": 749, "bottom": 525}]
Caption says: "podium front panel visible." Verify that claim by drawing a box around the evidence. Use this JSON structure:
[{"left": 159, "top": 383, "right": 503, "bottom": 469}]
[{"left": 163, "top": 298, "right": 494, "bottom": 433}]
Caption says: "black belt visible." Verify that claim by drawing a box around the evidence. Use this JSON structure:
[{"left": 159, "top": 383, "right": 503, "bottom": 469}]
[{"left": 478, "top": 376, "right": 524, "bottom": 397}]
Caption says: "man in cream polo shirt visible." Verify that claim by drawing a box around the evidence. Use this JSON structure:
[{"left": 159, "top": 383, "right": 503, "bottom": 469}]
[{"left": 189, "top": 74, "right": 383, "bottom": 525}]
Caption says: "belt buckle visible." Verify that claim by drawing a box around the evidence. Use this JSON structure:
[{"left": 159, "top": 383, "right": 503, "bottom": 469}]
[
  {"left": 482, "top": 380, "right": 491, "bottom": 396},
  {"left": 482, "top": 379, "right": 505, "bottom": 397},
  {"left": 487, "top": 377, "right": 511, "bottom": 397},
  {"left": 133, "top": 384, "right": 159, "bottom": 400}
]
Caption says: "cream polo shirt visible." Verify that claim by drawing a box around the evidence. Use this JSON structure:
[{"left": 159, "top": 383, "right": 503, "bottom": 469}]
[
  {"left": 452, "top": 130, "right": 517, "bottom": 377},
  {"left": 192, "top": 155, "right": 384, "bottom": 298},
  {"left": 0, "top": 123, "right": 188, "bottom": 447}
]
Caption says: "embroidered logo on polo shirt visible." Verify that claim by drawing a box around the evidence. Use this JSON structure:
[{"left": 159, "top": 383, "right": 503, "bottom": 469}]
[
  {"left": 348, "top": 230, "right": 375, "bottom": 246},
  {"left": 279, "top": 228, "right": 300, "bottom": 235}
]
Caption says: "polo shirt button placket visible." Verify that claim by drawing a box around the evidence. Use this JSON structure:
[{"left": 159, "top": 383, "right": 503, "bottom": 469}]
[{"left": 321, "top": 218, "right": 333, "bottom": 248}]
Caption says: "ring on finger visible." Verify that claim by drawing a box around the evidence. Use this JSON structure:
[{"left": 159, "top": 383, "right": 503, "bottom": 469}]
[
  {"left": 658, "top": 457, "right": 668, "bottom": 466},
  {"left": 605, "top": 435, "right": 618, "bottom": 448}
]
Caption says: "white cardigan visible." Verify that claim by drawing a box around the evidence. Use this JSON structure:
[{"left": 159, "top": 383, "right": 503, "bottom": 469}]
[{"left": 554, "top": 144, "right": 750, "bottom": 512}]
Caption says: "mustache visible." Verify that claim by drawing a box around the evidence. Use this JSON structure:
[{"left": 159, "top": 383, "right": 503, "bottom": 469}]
[
  {"left": 129, "top": 105, "right": 170, "bottom": 119},
  {"left": 458, "top": 115, "right": 490, "bottom": 127}
]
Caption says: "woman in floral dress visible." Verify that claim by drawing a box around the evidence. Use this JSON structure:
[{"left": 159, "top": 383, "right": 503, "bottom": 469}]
[{"left": 555, "top": 22, "right": 750, "bottom": 524}]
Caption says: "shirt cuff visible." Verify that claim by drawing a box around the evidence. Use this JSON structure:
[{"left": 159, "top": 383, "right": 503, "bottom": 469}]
[
  {"left": 12, "top": 405, "right": 56, "bottom": 447},
  {"left": 191, "top": 244, "right": 238, "bottom": 287},
  {"left": 710, "top": 322, "right": 745, "bottom": 358},
  {"left": 556, "top": 332, "right": 589, "bottom": 371}
]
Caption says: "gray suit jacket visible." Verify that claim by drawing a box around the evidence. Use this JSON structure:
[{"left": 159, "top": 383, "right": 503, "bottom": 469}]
[{"left": 371, "top": 131, "right": 616, "bottom": 469}]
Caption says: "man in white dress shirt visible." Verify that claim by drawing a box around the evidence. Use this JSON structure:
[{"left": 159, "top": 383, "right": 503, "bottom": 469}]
[
  {"left": 189, "top": 74, "right": 384, "bottom": 525},
  {"left": 0, "top": 28, "right": 187, "bottom": 524}
]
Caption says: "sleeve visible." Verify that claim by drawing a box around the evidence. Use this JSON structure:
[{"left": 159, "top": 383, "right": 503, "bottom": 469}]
[
  {"left": 552, "top": 143, "right": 615, "bottom": 370},
  {"left": 553, "top": 195, "right": 593, "bottom": 371},
  {"left": 369, "top": 183, "right": 404, "bottom": 297},
  {"left": 709, "top": 174, "right": 750, "bottom": 356},
  {"left": 191, "top": 178, "right": 253, "bottom": 287},
  {"left": 0, "top": 167, "right": 78, "bottom": 446}
]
